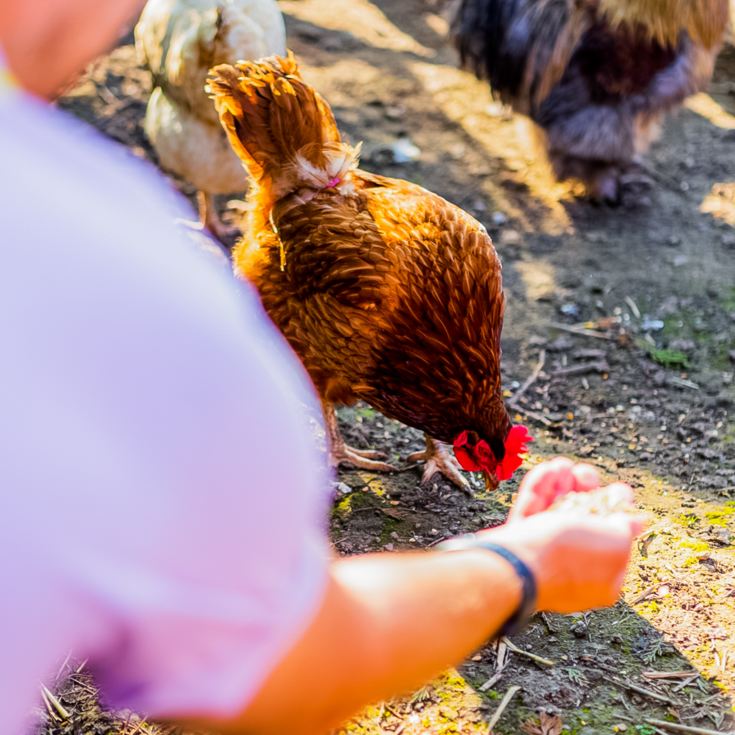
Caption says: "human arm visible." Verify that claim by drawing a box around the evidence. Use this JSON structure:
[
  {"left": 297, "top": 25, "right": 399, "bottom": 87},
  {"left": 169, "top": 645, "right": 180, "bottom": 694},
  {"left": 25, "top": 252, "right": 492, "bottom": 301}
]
[
  {"left": 199, "top": 548, "right": 522, "bottom": 735},
  {"left": 190, "top": 460, "right": 644, "bottom": 735}
]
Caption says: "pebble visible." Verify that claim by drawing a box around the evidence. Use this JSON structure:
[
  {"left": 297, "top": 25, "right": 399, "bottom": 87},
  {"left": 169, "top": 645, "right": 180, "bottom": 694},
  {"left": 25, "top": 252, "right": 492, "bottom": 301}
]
[
  {"left": 641, "top": 318, "right": 665, "bottom": 332},
  {"left": 390, "top": 136, "right": 421, "bottom": 164},
  {"left": 499, "top": 228, "right": 522, "bottom": 246}
]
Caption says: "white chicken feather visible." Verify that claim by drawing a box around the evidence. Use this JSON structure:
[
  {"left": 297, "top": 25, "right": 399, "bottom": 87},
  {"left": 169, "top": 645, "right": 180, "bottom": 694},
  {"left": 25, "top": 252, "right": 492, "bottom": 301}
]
[{"left": 135, "top": 0, "right": 286, "bottom": 238}]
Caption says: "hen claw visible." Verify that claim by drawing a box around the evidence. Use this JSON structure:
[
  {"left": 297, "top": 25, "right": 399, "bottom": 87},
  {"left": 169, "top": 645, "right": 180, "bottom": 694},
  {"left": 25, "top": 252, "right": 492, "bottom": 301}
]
[
  {"left": 198, "top": 191, "right": 240, "bottom": 243},
  {"left": 331, "top": 444, "right": 396, "bottom": 473},
  {"left": 323, "top": 402, "right": 396, "bottom": 473},
  {"left": 408, "top": 436, "right": 473, "bottom": 495}
]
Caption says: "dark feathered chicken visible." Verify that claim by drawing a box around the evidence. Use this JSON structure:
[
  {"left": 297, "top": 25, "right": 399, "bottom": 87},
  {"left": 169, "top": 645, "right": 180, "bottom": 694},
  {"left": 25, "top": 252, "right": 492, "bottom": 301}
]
[
  {"left": 207, "top": 54, "right": 531, "bottom": 490},
  {"left": 453, "top": 0, "right": 729, "bottom": 201}
]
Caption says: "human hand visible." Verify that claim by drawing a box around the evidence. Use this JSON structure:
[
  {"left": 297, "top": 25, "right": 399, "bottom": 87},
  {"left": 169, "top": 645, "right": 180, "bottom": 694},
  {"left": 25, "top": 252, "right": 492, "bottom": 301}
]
[
  {"left": 508, "top": 457, "right": 602, "bottom": 521},
  {"left": 480, "top": 483, "right": 647, "bottom": 613}
]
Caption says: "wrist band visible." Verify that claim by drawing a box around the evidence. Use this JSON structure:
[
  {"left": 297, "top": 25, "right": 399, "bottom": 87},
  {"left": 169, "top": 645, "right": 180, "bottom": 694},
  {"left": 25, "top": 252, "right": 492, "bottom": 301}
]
[{"left": 437, "top": 535, "right": 537, "bottom": 637}]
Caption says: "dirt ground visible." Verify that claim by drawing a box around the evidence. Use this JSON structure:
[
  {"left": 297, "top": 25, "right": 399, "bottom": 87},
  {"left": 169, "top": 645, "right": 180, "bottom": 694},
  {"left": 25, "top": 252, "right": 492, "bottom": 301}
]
[{"left": 43, "top": 1, "right": 735, "bottom": 733}]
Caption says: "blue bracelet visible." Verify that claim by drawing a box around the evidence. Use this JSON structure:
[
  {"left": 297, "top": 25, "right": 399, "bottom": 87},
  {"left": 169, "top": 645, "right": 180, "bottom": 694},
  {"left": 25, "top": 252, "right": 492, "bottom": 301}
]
[{"left": 436, "top": 536, "right": 537, "bottom": 637}]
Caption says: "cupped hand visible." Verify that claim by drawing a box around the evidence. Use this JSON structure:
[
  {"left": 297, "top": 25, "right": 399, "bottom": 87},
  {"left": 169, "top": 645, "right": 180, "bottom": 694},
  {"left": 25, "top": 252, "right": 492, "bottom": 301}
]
[
  {"left": 508, "top": 457, "right": 602, "bottom": 521},
  {"left": 479, "top": 505, "right": 647, "bottom": 613}
]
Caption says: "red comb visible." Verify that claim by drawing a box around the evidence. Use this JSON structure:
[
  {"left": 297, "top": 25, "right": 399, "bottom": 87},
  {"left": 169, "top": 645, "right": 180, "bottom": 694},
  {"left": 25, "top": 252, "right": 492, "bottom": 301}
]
[{"left": 496, "top": 425, "right": 533, "bottom": 481}]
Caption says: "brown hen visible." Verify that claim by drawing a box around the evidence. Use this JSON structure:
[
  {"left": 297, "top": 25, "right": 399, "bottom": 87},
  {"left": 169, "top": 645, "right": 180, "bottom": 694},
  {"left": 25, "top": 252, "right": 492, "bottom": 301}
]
[{"left": 208, "top": 53, "right": 531, "bottom": 490}]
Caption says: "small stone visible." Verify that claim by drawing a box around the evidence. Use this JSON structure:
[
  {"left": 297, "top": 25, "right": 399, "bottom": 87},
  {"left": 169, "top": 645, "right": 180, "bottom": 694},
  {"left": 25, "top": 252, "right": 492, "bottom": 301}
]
[
  {"left": 641, "top": 318, "right": 665, "bottom": 332},
  {"left": 492, "top": 211, "right": 508, "bottom": 226},
  {"left": 390, "top": 136, "right": 421, "bottom": 164},
  {"left": 334, "top": 482, "right": 352, "bottom": 495},
  {"left": 385, "top": 105, "right": 405, "bottom": 121},
  {"left": 499, "top": 228, "right": 522, "bottom": 246}
]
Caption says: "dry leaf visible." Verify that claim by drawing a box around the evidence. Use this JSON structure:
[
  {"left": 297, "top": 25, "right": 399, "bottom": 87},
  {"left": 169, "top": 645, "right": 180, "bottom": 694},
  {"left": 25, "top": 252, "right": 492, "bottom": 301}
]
[{"left": 521, "top": 711, "right": 563, "bottom": 735}]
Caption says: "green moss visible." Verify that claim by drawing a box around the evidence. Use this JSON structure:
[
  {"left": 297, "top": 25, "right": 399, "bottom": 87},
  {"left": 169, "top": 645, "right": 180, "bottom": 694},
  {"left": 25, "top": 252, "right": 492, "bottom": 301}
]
[
  {"left": 705, "top": 507, "right": 735, "bottom": 528},
  {"left": 676, "top": 512, "right": 700, "bottom": 529},
  {"left": 647, "top": 347, "right": 690, "bottom": 369},
  {"left": 332, "top": 489, "right": 382, "bottom": 519},
  {"left": 679, "top": 538, "right": 710, "bottom": 552}
]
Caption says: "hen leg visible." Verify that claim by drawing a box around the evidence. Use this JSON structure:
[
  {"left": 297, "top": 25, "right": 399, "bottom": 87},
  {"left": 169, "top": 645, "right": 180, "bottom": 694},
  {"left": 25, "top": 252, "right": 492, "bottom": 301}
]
[
  {"left": 323, "top": 403, "right": 396, "bottom": 472},
  {"left": 408, "top": 435, "right": 472, "bottom": 494},
  {"left": 197, "top": 191, "right": 239, "bottom": 242}
]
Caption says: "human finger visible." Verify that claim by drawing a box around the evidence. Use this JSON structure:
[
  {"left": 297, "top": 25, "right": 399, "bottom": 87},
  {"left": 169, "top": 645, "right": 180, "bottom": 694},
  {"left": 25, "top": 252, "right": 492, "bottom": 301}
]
[
  {"left": 509, "top": 457, "right": 574, "bottom": 520},
  {"left": 570, "top": 463, "right": 600, "bottom": 493}
]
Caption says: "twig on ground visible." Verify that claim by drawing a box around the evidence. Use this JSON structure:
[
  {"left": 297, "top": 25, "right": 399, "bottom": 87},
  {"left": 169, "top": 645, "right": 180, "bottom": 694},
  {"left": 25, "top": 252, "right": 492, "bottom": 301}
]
[
  {"left": 642, "top": 670, "right": 697, "bottom": 680},
  {"left": 502, "top": 637, "right": 555, "bottom": 667},
  {"left": 548, "top": 322, "right": 614, "bottom": 340},
  {"left": 552, "top": 360, "right": 610, "bottom": 378},
  {"left": 645, "top": 718, "right": 735, "bottom": 735},
  {"left": 384, "top": 703, "right": 404, "bottom": 720},
  {"left": 668, "top": 376, "right": 700, "bottom": 390},
  {"left": 40, "top": 684, "right": 70, "bottom": 721},
  {"left": 509, "top": 405, "right": 553, "bottom": 427},
  {"left": 479, "top": 640, "right": 508, "bottom": 692},
  {"left": 509, "top": 350, "right": 546, "bottom": 409},
  {"left": 624, "top": 296, "right": 641, "bottom": 319},
  {"left": 487, "top": 685, "right": 521, "bottom": 731},
  {"left": 621, "top": 680, "right": 676, "bottom": 705},
  {"left": 672, "top": 675, "right": 700, "bottom": 693},
  {"left": 630, "top": 584, "right": 659, "bottom": 605},
  {"left": 40, "top": 688, "right": 59, "bottom": 723},
  {"left": 630, "top": 581, "right": 670, "bottom": 605},
  {"left": 54, "top": 651, "right": 73, "bottom": 681},
  {"left": 574, "top": 348, "right": 607, "bottom": 359}
]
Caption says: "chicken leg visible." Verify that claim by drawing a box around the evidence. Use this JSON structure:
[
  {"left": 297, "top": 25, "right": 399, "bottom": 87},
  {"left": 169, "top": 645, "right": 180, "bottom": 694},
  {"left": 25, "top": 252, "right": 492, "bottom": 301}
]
[
  {"left": 408, "top": 435, "right": 472, "bottom": 494},
  {"left": 323, "top": 403, "right": 396, "bottom": 473},
  {"left": 197, "top": 191, "right": 240, "bottom": 242}
]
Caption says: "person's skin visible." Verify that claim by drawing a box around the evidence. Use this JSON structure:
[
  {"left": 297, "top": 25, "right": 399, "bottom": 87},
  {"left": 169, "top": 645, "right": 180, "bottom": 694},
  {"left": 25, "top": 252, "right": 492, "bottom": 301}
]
[
  {"left": 0, "top": 0, "right": 145, "bottom": 98},
  {"left": 191, "top": 458, "right": 646, "bottom": 735},
  {"left": 0, "top": 4, "right": 645, "bottom": 734}
]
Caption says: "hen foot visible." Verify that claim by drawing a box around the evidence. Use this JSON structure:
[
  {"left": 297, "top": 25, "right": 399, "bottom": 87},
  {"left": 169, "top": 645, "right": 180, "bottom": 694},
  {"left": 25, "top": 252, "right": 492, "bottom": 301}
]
[
  {"left": 198, "top": 191, "right": 240, "bottom": 242},
  {"left": 408, "top": 435, "right": 472, "bottom": 495},
  {"left": 323, "top": 402, "right": 396, "bottom": 473},
  {"left": 330, "top": 443, "right": 396, "bottom": 473}
]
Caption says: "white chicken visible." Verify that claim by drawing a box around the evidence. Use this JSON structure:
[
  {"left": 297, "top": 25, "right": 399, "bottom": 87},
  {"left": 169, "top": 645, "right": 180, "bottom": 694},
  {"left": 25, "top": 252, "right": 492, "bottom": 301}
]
[{"left": 135, "top": 0, "right": 286, "bottom": 239}]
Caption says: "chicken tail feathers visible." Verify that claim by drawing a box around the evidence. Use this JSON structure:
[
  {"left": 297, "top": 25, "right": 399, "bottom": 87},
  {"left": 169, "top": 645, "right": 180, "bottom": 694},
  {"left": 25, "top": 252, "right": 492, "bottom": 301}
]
[
  {"left": 451, "top": 0, "right": 590, "bottom": 112},
  {"left": 208, "top": 52, "right": 359, "bottom": 196}
]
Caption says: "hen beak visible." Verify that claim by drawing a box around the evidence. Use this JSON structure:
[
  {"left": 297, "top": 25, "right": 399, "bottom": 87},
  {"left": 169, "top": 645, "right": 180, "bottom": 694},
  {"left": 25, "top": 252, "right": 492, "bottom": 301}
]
[{"left": 483, "top": 470, "right": 499, "bottom": 492}]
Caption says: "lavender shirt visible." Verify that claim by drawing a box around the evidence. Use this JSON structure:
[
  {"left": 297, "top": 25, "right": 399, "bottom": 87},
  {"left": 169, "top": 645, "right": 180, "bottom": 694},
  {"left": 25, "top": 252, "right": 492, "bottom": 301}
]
[{"left": 0, "top": 75, "right": 330, "bottom": 733}]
